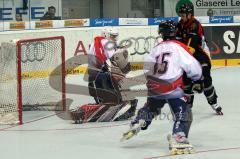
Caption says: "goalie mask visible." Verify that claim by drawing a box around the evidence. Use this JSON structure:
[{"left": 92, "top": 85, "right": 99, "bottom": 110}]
[
  {"left": 107, "top": 28, "right": 119, "bottom": 42},
  {"left": 101, "top": 28, "right": 108, "bottom": 38}
]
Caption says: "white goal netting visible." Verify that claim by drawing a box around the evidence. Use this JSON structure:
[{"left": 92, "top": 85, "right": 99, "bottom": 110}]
[{"left": 0, "top": 37, "right": 66, "bottom": 124}]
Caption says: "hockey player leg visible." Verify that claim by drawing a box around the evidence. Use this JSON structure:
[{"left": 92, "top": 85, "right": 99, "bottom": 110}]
[
  {"left": 183, "top": 87, "right": 194, "bottom": 135},
  {"left": 185, "top": 93, "right": 194, "bottom": 108},
  {"left": 183, "top": 73, "right": 195, "bottom": 108},
  {"left": 121, "top": 105, "right": 153, "bottom": 141},
  {"left": 121, "top": 97, "right": 164, "bottom": 141},
  {"left": 167, "top": 133, "right": 195, "bottom": 155},
  {"left": 202, "top": 65, "right": 223, "bottom": 115},
  {"left": 168, "top": 98, "right": 195, "bottom": 155},
  {"left": 185, "top": 104, "right": 193, "bottom": 138},
  {"left": 204, "top": 86, "right": 223, "bottom": 115},
  {"left": 121, "top": 119, "right": 146, "bottom": 141}
]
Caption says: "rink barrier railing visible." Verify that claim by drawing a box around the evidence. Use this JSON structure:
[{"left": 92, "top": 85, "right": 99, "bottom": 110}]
[
  {"left": 18, "top": 59, "right": 240, "bottom": 79},
  {"left": 1, "top": 16, "right": 240, "bottom": 31},
  {"left": 0, "top": 16, "right": 239, "bottom": 79}
]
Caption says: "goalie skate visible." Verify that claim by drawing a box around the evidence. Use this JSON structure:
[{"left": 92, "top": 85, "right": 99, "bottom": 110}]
[
  {"left": 167, "top": 134, "right": 195, "bottom": 155},
  {"left": 70, "top": 107, "right": 85, "bottom": 124},
  {"left": 120, "top": 120, "right": 145, "bottom": 142}
]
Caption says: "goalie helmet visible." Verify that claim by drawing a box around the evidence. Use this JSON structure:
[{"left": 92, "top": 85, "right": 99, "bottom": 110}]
[
  {"left": 158, "top": 20, "right": 177, "bottom": 40},
  {"left": 101, "top": 27, "right": 109, "bottom": 38},
  {"left": 106, "top": 28, "right": 119, "bottom": 42}
]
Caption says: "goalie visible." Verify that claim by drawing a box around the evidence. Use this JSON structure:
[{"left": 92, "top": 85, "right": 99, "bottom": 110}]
[{"left": 70, "top": 28, "right": 138, "bottom": 123}]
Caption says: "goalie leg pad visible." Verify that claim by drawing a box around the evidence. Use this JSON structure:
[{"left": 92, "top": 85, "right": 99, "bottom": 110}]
[
  {"left": 97, "top": 104, "right": 123, "bottom": 122},
  {"left": 70, "top": 104, "right": 102, "bottom": 123},
  {"left": 87, "top": 105, "right": 109, "bottom": 122},
  {"left": 113, "top": 99, "right": 138, "bottom": 121}
]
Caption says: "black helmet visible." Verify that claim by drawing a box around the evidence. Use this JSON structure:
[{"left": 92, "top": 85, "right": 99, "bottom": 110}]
[
  {"left": 158, "top": 20, "right": 176, "bottom": 40},
  {"left": 178, "top": 2, "right": 194, "bottom": 15}
]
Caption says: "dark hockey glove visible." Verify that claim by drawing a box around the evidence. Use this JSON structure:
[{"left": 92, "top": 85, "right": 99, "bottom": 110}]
[{"left": 192, "top": 77, "right": 204, "bottom": 93}]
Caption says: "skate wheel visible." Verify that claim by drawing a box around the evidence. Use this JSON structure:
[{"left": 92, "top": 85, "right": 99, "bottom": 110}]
[
  {"left": 121, "top": 131, "right": 134, "bottom": 141},
  {"left": 188, "top": 148, "right": 195, "bottom": 154},
  {"left": 170, "top": 148, "right": 184, "bottom": 155},
  {"left": 170, "top": 148, "right": 178, "bottom": 155},
  {"left": 183, "top": 148, "right": 190, "bottom": 154},
  {"left": 176, "top": 149, "right": 184, "bottom": 155},
  {"left": 125, "top": 131, "right": 134, "bottom": 139}
]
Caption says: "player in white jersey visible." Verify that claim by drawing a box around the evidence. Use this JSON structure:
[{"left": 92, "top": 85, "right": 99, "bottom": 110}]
[{"left": 121, "top": 20, "right": 202, "bottom": 155}]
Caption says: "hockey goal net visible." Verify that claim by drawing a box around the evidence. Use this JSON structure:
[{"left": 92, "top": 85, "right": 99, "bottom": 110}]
[{"left": 0, "top": 36, "right": 66, "bottom": 125}]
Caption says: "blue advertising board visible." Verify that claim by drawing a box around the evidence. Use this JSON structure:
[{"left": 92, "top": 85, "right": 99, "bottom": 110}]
[
  {"left": 210, "top": 16, "right": 234, "bottom": 23},
  {"left": 148, "top": 17, "right": 179, "bottom": 25},
  {"left": 90, "top": 18, "right": 119, "bottom": 27}
]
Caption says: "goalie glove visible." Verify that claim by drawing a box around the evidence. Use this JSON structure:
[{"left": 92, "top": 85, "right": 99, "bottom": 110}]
[
  {"left": 192, "top": 77, "right": 204, "bottom": 93},
  {"left": 104, "top": 58, "right": 125, "bottom": 83},
  {"left": 111, "top": 49, "right": 130, "bottom": 74}
]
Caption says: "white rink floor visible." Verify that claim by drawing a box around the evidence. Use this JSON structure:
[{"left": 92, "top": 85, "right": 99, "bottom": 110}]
[{"left": 0, "top": 66, "right": 240, "bottom": 159}]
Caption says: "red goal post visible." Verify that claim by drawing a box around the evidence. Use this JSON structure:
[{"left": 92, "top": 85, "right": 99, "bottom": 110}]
[{"left": 0, "top": 36, "right": 66, "bottom": 125}]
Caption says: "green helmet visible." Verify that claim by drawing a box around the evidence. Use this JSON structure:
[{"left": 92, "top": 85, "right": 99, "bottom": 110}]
[{"left": 176, "top": 0, "right": 194, "bottom": 16}]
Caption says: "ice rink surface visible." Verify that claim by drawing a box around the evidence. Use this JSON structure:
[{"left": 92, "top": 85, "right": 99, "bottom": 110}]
[{"left": 0, "top": 66, "right": 240, "bottom": 159}]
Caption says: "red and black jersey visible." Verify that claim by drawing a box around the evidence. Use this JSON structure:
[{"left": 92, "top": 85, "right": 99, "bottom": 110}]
[
  {"left": 176, "top": 16, "right": 204, "bottom": 49},
  {"left": 176, "top": 16, "right": 211, "bottom": 64}
]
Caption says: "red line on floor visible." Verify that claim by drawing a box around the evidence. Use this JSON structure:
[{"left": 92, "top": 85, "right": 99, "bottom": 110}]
[
  {"left": 144, "top": 146, "right": 240, "bottom": 159},
  {"left": 0, "top": 122, "right": 128, "bottom": 132}
]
